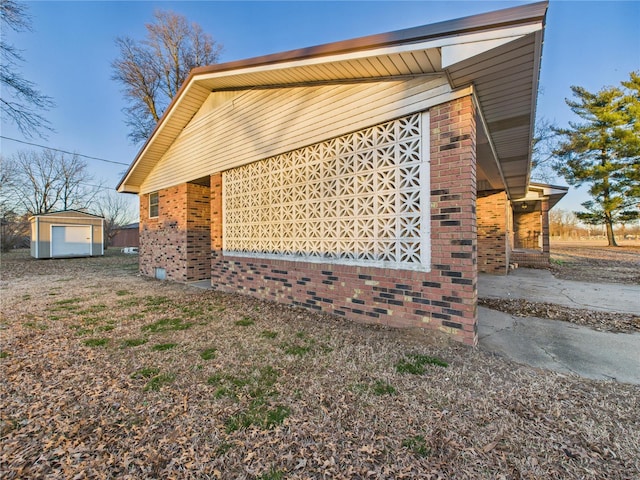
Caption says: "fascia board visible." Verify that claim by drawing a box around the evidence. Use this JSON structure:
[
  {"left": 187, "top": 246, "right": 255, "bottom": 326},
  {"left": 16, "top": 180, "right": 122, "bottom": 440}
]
[
  {"left": 440, "top": 23, "right": 541, "bottom": 68},
  {"left": 194, "top": 24, "right": 543, "bottom": 84}
]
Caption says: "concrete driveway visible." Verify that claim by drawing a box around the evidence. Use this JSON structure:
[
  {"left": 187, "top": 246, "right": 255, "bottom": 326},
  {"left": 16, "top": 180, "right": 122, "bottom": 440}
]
[{"left": 478, "top": 269, "right": 640, "bottom": 385}]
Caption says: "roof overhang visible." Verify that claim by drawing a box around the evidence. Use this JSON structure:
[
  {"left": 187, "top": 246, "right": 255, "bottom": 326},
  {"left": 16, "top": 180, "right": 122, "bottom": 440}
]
[
  {"left": 29, "top": 209, "right": 105, "bottom": 221},
  {"left": 118, "top": 1, "right": 548, "bottom": 196},
  {"left": 513, "top": 182, "right": 569, "bottom": 213}
]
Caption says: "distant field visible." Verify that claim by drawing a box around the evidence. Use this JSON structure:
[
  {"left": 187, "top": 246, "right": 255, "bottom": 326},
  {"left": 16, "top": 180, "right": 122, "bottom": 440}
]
[{"left": 551, "top": 239, "right": 640, "bottom": 248}]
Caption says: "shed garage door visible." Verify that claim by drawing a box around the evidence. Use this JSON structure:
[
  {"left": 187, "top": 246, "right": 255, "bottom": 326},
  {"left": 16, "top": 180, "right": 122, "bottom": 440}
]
[{"left": 51, "top": 225, "right": 92, "bottom": 257}]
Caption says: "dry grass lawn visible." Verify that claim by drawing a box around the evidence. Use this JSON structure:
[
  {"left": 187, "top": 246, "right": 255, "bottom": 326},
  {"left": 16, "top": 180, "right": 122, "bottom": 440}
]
[
  {"left": 1, "top": 249, "right": 639, "bottom": 479},
  {"left": 550, "top": 242, "right": 640, "bottom": 285}
]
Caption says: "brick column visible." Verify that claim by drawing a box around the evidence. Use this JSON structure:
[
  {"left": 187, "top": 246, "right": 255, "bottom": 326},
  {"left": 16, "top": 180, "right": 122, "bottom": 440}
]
[
  {"left": 477, "top": 190, "right": 509, "bottom": 274},
  {"left": 185, "top": 183, "right": 211, "bottom": 281},
  {"left": 541, "top": 199, "right": 550, "bottom": 255},
  {"left": 210, "top": 171, "right": 223, "bottom": 279},
  {"left": 430, "top": 95, "right": 478, "bottom": 345}
]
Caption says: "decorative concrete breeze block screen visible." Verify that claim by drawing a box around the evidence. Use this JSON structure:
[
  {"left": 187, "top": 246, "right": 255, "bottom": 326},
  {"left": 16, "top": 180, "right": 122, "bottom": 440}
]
[{"left": 223, "top": 112, "right": 430, "bottom": 270}]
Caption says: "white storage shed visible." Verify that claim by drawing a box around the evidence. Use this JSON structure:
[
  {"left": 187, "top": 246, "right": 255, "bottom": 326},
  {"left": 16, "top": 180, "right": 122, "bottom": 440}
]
[{"left": 30, "top": 210, "right": 104, "bottom": 259}]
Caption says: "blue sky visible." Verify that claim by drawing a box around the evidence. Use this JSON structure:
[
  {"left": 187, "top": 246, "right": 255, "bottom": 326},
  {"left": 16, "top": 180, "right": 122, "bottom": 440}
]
[{"left": 1, "top": 0, "right": 639, "bottom": 214}]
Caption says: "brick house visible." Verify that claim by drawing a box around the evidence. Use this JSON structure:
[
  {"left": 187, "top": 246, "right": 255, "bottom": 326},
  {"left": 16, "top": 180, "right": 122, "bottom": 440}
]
[{"left": 118, "top": 2, "right": 563, "bottom": 346}]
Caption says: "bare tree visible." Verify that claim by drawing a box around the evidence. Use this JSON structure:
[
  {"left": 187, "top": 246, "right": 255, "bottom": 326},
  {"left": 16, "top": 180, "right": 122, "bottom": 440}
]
[
  {"left": 92, "top": 191, "right": 137, "bottom": 248},
  {"left": 0, "top": 156, "right": 28, "bottom": 251},
  {"left": 0, "top": 210, "right": 29, "bottom": 252},
  {"left": 531, "top": 117, "right": 560, "bottom": 183},
  {"left": 549, "top": 209, "right": 580, "bottom": 239},
  {"left": 0, "top": 0, "right": 54, "bottom": 137},
  {"left": 1, "top": 150, "right": 101, "bottom": 215},
  {"left": 112, "top": 10, "right": 222, "bottom": 143}
]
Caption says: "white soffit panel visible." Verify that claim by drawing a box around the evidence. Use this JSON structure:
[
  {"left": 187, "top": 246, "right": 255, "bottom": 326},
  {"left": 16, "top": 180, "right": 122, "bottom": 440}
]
[{"left": 441, "top": 36, "right": 525, "bottom": 68}]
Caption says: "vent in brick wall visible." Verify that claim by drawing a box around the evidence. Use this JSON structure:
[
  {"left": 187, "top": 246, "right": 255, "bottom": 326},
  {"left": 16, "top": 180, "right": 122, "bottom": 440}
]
[
  {"left": 223, "top": 112, "right": 430, "bottom": 270},
  {"left": 154, "top": 267, "right": 166, "bottom": 280}
]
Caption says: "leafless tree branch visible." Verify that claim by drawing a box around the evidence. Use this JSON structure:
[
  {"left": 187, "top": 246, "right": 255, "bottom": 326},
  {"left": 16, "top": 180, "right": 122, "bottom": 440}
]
[{"left": 112, "top": 10, "right": 222, "bottom": 144}]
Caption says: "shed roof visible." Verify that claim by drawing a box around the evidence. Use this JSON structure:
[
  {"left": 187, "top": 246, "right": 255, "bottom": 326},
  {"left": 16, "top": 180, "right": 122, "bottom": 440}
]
[
  {"left": 118, "top": 1, "right": 548, "bottom": 199},
  {"left": 29, "top": 210, "right": 105, "bottom": 221}
]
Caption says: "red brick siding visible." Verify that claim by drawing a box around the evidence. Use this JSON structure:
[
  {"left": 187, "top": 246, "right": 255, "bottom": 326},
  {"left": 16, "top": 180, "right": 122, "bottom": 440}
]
[
  {"left": 210, "top": 97, "right": 478, "bottom": 345},
  {"left": 185, "top": 183, "right": 211, "bottom": 281},
  {"left": 477, "top": 190, "right": 509, "bottom": 274},
  {"left": 139, "top": 182, "right": 210, "bottom": 282}
]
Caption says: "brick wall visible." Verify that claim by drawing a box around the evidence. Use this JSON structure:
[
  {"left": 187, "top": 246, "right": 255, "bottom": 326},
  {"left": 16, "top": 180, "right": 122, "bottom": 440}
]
[
  {"left": 511, "top": 198, "right": 550, "bottom": 268},
  {"left": 185, "top": 183, "right": 211, "bottom": 281},
  {"left": 477, "top": 190, "right": 509, "bottom": 274},
  {"left": 210, "top": 97, "right": 478, "bottom": 345},
  {"left": 514, "top": 211, "right": 541, "bottom": 249},
  {"left": 139, "top": 182, "right": 210, "bottom": 282}
]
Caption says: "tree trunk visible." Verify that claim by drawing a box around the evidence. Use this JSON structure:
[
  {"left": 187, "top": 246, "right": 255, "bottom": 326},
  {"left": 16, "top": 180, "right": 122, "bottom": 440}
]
[{"left": 605, "top": 218, "right": 618, "bottom": 247}]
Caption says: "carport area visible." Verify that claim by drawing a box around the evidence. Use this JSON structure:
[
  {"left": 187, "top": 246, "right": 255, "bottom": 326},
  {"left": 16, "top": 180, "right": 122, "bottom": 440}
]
[{"left": 478, "top": 269, "right": 640, "bottom": 384}]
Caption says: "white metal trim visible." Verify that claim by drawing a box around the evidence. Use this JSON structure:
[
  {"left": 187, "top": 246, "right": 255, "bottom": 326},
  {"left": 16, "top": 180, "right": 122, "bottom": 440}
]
[
  {"left": 34, "top": 215, "right": 103, "bottom": 221},
  {"left": 441, "top": 36, "right": 525, "bottom": 68},
  {"left": 149, "top": 192, "right": 159, "bottom": 218},
  {"left": 221, "top": 250, "right": 431, "bottom": 272},
  {"left": 35, "top": 217, "right": 39, "bottom": 258},
  {"left": 419, "top": 110, "right": 431, "bottom": 268},
  {"left": 524, "top": 29, "right": 544, "bottom": 190}
]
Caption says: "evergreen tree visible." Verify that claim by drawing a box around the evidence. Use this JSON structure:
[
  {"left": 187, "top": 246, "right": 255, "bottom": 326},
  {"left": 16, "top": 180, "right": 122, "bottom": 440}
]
[{"left": 553, "top": 72, "right": 640, "bottom": 246}]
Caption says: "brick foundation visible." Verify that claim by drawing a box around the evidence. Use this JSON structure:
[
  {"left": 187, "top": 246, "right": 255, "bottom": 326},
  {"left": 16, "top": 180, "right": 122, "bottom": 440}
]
[
  {"left": 210, "top": 97, "right": 478, "bottom": 345},
  {"left": 477, "top": 190, "right": 509, "bottom": 275}
]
